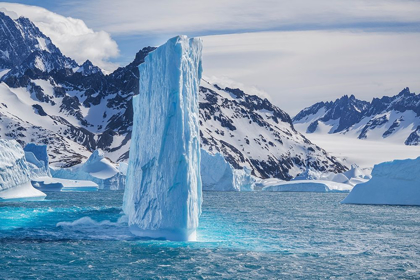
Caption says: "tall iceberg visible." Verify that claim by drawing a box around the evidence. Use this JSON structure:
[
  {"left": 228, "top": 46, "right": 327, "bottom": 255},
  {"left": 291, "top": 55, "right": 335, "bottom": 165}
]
[
  {"left": 342, "top": 157, "right": 420, "bottom": 205},
  {"left": 0, "top": 140, "right": 46, "bottom": 200},
  {"left": 123, "top": 36, "right": 203, "bottom": 241}
]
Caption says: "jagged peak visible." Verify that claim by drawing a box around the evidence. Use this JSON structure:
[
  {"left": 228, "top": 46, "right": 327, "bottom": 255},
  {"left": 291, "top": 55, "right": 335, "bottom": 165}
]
[
  {"left": 397, "top": 87, "right": 411, "bottom": 96},
  {"left": 77, "top": 59, "right": 102, "bottom": 76},
  {"left": 130, "top": 46, "right": 157, "bottom": 67}
]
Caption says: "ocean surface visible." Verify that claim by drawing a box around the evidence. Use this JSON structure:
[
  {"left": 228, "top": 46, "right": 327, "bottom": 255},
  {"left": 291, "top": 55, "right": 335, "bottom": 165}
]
[{"left": 0, "top": 191, "right": 419, "bottom": 279}]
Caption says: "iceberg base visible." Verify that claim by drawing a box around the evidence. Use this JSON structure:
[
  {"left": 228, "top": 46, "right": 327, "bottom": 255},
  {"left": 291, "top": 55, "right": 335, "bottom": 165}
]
[
  {"left": 129, "top": 225, "right": 197, "bottom": 241},
  {"left": 0, "top": 182, "right": 46, "bottom": 201},
  {"left": 341, "top": 177, "right": 420, "bottom": 206}
]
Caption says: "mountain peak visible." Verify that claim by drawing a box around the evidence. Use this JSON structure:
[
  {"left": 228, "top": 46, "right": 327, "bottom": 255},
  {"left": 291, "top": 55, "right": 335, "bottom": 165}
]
[
  {"left": 293, "top": 87, "right": 420, "bottom": 145},
  {"left": 130, "top": 46, "right": 157, "bottom": 67},
  {"left": 397, "top": 87, "right": 411, "bottom": 96},
  {"left": 77, "top": 60, "right": 102, "bottom": 76}
]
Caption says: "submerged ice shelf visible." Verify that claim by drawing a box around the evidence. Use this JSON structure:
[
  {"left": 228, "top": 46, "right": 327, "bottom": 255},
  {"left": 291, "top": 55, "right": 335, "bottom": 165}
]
[{"left": 123, "top": 36, "right": 203, "bottom": 241}]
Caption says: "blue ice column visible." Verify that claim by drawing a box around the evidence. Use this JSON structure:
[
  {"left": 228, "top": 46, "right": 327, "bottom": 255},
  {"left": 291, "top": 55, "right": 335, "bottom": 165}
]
[{"left": 123, "top": 36, "right": 203, "bottom": 241}]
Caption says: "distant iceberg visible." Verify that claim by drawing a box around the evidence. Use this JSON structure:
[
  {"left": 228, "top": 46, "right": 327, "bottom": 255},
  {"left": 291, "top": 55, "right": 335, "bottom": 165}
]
[
  {"left": 263, "top": 180, "right": 352, "bottom": 193},
  {"left": 123, "top": 36, "right": 203, "bottom": 241},
  {"left": 201, "top": 149, "right": 255, "bottom": 191},
  {"left": 24, "top": 143, "right": 51, "bottom": 178},
  {"left": 23, "top": 143, "right": 99, "bottom": 192},
  {"left": 0, "top": 140, "right": 46, "bottom": 201},
  {"left": 51, "top": 149, "right": 122, "bottom": 190},
  {"left": 342, "top": 157, "right": 420, "bottom": 205}
]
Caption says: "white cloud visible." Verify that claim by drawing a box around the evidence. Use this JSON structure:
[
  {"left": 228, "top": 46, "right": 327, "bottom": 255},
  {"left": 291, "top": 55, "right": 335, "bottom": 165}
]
[
  {"left": 0, "top": 2, "right": 120, "bottom": 72},
  {"left": 65, "top": 0, "right": 420, "bottom": 35},
  {"left": 201, "top": 31, "right": 420, "bottom": 115},
  {"left": 202, "top": 75, "right": 270, "bottom": 100}
]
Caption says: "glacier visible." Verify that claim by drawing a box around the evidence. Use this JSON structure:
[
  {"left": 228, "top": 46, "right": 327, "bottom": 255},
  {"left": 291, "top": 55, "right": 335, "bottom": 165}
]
[
  {"left": 201, "top": 149, "right": 255, "bottom": 191},
  {"left": 0, "top": 139, "right": 46, "bottom": 201},
  {"left": 342, "top": 157, "right": 420, "bottom": 205},
  {"left": 51, "top": 149, "right": 122, "bottom": 190},
  {"left": 123, "top": 36, "right": 203, "bottom": 241}
]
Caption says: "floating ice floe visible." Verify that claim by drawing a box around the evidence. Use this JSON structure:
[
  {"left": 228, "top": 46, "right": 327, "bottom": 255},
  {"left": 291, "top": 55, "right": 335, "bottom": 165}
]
[
  {"left": 262, "top": 180, "right": 353, "bottom": 193},
  {"left": 51, "top": 149, "right": 123, "bottom": 190},
  {"left": 342, "top": 157, "right": 420, "bottom": 205},
  {"left": 201, "top": 149, "right": 255, "bottom": 191},
  {"left": 123, "top": 36, "right": 203, "bottom": 241},
  {"left": 0, "top": 140, "right": 46, "bottom": 201}
]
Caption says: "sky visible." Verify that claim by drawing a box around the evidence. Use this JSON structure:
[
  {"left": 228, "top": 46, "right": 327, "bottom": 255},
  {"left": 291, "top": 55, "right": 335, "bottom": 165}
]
[{"left": 0, "top": 0, "right": 419, "bottom": 115}]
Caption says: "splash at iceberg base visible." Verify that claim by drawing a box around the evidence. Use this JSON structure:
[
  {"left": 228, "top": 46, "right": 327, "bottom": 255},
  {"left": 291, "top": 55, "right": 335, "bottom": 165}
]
[
  {"left": 123, "top": 36, "right": 203, "bottom": 241},
  {"left": 342, "top": 157, "right": 420, "bottom": 206}
]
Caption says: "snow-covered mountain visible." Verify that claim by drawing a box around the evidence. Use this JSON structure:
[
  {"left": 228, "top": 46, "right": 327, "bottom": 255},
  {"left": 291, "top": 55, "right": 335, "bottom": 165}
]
[
  {"left": 199, "top": 81, "right": 346, "bottom": 179},
  {"left": 293, "top": 88, "right": 420, "bottom": 145},
  {"left": 0, "top": 12, "right": 347, "bottom": 179},
  {"left": 0, "top": 11, "right": 155, "bottom": 167}
]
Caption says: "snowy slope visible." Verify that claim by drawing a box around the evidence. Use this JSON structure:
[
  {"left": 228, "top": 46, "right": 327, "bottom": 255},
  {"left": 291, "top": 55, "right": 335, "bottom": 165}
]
[{"left": 298, "top": 131, "right": 420, "bottom": 168}]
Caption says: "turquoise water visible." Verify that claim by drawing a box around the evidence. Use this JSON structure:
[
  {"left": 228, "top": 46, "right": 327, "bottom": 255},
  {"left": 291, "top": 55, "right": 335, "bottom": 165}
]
[{"left": 1, "top": 191, "right": 419, "bottom": 279}]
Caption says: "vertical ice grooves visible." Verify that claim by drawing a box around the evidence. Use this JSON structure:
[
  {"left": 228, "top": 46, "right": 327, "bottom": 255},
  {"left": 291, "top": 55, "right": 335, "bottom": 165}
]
[{"left": 123, "top": 36, "right": 203, "bottom": 241}]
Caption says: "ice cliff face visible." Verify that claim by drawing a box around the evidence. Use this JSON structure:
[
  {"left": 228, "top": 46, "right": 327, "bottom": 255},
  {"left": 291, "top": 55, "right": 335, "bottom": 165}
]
[
  {"left": 24, "top": 143, "right": 51, "bottom": 178},
  {"left": 0, "top": 139, "right": 46, "bottom": 200},
  {"left": 0, "top": 139, "right": 31, "bottom": 191},
  {"left": 342, "top": 157, "right": 420, "bottom": 205},
  {"left": 123, "top": 36, "right": 202, "bottom": 241},
  {"left": 201, "top": 149, "right": 255, "bottom": 191}
]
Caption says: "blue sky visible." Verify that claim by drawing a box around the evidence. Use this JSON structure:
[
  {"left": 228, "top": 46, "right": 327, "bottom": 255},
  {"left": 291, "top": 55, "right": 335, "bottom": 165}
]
[{"left": 1, "top": 0, "right": 420, "bottom": 114}]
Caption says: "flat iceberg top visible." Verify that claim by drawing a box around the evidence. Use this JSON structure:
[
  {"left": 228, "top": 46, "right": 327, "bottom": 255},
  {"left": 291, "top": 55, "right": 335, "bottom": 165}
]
[
  {"left": 124, "top": 36, "right": 203, "bottom": 241},
  {"left": 0, "top": 182, "right": 46, "bottom": 201},
  {"left": 342, "top": 157, "right": 420, "bottom": 205},
  {"left": 263, "top": 180, "right": 353, "bottom": 193}
]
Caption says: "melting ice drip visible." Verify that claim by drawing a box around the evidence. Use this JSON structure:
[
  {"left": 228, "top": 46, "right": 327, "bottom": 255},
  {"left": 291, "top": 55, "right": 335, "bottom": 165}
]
[{"left": 123, "top": 36, "right": 203, "bottom": 241}]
